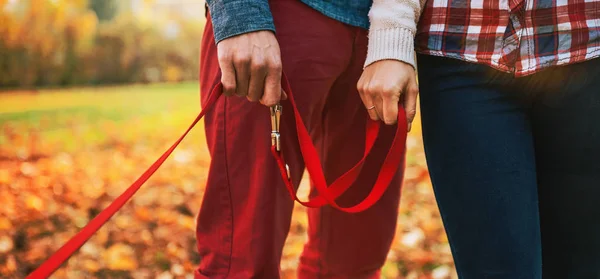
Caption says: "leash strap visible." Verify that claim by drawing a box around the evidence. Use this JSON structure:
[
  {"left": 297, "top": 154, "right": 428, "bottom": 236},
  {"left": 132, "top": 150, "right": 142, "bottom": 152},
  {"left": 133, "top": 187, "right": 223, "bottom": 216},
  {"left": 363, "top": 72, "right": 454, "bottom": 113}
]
[
  {"left": 26, "top": 74, "right": 407, "bottom": 278},
  {"left": 26, "top": 84, "right": 223, "bottom": 279},
  {"left": 272, "top": 75, "right": 408, "bottom": 212}
]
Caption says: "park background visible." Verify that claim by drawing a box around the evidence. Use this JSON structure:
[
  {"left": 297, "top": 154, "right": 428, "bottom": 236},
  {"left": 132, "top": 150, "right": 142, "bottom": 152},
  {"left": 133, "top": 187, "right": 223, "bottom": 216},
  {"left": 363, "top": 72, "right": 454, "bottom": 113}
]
[{"left": 0, "top": 0, "right": 457, "bottom": 278}]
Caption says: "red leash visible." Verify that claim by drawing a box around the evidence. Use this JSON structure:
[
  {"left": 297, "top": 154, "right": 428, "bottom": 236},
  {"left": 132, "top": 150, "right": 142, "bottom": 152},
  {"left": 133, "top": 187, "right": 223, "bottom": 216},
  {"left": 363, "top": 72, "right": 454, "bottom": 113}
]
[
  {"left": 273, "top": 76, "right": 408, "bottom": 212},
  {"left": 26, "top": 74, "right": 407, "bottom": 278}
]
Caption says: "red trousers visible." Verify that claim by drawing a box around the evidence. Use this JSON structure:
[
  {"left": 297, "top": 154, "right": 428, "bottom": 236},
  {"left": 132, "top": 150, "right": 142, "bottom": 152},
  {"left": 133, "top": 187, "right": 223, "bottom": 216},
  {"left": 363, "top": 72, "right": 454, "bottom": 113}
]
[{"left": 196, "top": 1, "right": 405, "bottom": 278}]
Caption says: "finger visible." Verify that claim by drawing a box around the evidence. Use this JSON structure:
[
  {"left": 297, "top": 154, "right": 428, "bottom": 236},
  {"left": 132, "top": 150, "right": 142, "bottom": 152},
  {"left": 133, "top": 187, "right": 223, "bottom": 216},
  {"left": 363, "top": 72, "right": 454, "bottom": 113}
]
[
  {"left": 233, "top": 56, "right": 251, "bottom": 97},
  {"left": 219, "top": 60, "right": 236, "bottom": 96},
  {"left": 262, "top": 90, "right": 286, "bottom": 105},
  {"left": 363, "top": 97, "right": 379, "bottom": 121},
  {"left": 281, "top": 90, "right": 287, "bottom": 100},
  {"left": 373, "top": 94, "right": 385, "bottom": 122},
  {"left": 357, "top": 78, "right": 379, "bottom": 121},
  {"left": 261, "top": 61, "right": 282, "bottom": 106},
  {"left": 247, "top": 59, "right": 267, "bottom": 102},
  {"left": 364, "top": 100, "right": 379, "bottom": 121},
  {"left": 383, "top": 94, "right": 400, "bottom": 125},
  {"left": 403, "top": 83, "right": 419, "bottom": 132}
]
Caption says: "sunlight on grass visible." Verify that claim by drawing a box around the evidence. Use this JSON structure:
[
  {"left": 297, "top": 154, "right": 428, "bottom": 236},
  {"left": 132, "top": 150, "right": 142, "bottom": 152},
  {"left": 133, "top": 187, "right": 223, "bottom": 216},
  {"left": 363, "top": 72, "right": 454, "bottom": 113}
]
[{"left": 0, "top": 83, "right": 203, "bottom": 153}]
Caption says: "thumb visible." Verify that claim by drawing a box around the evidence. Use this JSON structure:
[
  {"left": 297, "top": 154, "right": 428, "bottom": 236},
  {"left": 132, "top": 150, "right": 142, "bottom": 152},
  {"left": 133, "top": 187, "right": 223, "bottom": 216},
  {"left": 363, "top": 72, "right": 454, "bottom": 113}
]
[
  {"left": 281, "top": 89, "right": 287, "bottom": 100},
  {"left": 403, "top": 82, "right": 419, "bottom": 132}
]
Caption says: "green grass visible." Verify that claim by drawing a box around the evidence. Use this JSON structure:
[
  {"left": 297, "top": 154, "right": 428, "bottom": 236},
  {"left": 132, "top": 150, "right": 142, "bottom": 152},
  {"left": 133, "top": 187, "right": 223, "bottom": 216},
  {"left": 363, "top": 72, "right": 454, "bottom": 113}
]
[
  {"left": 0, "top": 82, "right": 200, "bottom": 124},
  {"left": 0, "top": 82, "right": 202, "bottom": 152}
]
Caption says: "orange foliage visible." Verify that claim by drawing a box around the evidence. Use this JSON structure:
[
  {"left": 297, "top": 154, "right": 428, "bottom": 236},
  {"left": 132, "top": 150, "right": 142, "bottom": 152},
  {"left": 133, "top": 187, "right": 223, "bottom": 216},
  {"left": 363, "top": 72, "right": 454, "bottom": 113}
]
[
  {"left": 0, "top": 86, "right": 456, "bottom": 278},
  {"left": 0, "top": 0, "right": 204, "bottom": 88}
]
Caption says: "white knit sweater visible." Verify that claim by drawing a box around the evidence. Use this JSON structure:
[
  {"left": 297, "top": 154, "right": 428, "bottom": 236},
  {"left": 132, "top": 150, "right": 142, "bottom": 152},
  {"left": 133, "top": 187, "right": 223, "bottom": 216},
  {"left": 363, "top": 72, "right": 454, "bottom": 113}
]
[{"left": 364, "top": 0, "right": 428, "bottom": 69}]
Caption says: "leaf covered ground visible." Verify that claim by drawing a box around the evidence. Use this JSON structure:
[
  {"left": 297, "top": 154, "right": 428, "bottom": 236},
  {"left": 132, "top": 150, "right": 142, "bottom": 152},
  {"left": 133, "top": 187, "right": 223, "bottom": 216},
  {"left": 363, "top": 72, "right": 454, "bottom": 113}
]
[{"left": 0, "top": 83, "right": 456, "bottom": 279}]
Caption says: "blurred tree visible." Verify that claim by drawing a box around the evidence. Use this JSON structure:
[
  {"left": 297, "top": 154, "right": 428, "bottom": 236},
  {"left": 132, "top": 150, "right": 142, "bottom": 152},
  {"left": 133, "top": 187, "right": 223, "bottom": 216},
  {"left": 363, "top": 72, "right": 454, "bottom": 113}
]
[
  {"left": 89, "top": 0, "right": 117, "bottom": 21},
  {"left": 0, "top": 0, "right": 204, "bottom": 88}
]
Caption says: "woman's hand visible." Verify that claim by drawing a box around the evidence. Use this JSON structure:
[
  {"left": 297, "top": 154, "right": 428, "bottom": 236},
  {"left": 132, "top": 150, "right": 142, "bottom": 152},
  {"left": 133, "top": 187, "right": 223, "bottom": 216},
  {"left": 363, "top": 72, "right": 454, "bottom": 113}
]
[{"left": 357, "top": 60, "right": 419, "bottom": 131}]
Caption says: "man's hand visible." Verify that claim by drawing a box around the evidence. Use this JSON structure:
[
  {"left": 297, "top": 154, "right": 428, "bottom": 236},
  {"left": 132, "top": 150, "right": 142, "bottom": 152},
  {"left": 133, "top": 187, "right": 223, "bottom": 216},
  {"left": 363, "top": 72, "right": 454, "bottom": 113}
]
[
  {"left": 357, "top": 60, "right": 419, "bottom": 131},
  {"left": 217, "top": 30, "right": 285, "bottom": 106}
]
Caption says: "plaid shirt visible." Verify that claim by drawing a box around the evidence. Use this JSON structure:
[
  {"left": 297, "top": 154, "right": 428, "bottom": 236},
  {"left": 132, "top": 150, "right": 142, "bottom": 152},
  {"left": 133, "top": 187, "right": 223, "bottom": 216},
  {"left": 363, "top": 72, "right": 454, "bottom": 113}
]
[{"left": 415, "top": 0, "right": 600, "bottom": 76}]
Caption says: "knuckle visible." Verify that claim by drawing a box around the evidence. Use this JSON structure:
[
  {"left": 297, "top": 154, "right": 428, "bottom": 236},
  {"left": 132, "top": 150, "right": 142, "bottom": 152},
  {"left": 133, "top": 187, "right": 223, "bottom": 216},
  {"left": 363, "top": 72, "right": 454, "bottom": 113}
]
[
  {"left": 267, "top": 60, "right": 282, "bottom": 72},
  {"left": 382, "top": 85, "right": 400, "bottom": 96},
  {"left": 359, "top": 87, "right": 367, "bottom": 96},
  {"left": 358, "top": 83, "right": 367, "bottom": 94},
  {"left": 217, "top": 52, "right": 231, "bottom": 63},
  {"left": 221, "top": 82, "right": 236, "bottom": 92},
  {"left": 250, "top": 59, "right": 267, "bottom": 72},
  {"left": 366, "top": 84, "right": 380, "bottom": 96},
  {"left": 233, "top": 54, "right": 251, "bottom": 66},
  {"left": 371, "top": 83, "right": 398, "bottom": 96},
  {"left": 369, "top": 82, "right": 382, "bottom": 92},
  {"left": 357, "top": 81, "right": 368, "bottom": 94}
]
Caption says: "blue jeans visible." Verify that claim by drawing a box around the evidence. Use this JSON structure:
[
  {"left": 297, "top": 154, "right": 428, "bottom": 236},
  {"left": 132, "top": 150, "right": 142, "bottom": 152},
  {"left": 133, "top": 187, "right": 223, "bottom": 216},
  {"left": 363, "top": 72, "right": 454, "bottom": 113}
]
[{"left": 417, "top": 54, "right": 600, "bottom": 279}]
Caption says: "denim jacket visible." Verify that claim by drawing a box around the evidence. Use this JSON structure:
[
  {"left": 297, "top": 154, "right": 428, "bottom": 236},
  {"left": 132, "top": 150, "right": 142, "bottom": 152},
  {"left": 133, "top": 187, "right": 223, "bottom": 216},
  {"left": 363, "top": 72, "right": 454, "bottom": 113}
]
[{"left": 206, "top": 0, "right": 372, "bottom": 43}]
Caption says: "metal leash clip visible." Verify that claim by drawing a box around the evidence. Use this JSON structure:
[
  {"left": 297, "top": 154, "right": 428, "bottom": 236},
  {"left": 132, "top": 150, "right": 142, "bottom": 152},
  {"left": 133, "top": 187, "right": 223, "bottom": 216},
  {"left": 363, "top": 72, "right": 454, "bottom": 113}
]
[
  {"left": 270, "top": 104, "right": 282, "bottom": 152},
  {"left": 270, "top": 104, "right": 290, "bottom": 179}
]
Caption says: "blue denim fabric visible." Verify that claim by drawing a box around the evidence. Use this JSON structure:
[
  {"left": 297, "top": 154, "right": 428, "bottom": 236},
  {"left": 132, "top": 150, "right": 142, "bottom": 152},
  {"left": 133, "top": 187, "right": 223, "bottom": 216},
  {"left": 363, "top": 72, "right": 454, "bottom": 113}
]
[
  {"left": 206, "top": 0, "right": 371, "bottom": 43},
  {"left": 417, "top": 54, "right": 600, "bottom": 279}
]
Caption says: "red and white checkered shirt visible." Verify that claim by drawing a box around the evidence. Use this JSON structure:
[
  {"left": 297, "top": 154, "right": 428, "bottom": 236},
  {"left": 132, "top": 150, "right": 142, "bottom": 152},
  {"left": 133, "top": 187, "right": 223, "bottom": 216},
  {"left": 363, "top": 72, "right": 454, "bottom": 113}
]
[{"left": 415, "top": 0, "right": 600, "bottom": 76}]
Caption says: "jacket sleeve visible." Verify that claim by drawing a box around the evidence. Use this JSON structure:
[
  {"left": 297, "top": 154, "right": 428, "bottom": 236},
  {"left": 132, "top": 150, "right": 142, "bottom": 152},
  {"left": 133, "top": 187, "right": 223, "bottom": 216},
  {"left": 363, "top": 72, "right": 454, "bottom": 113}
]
[{"left": 206, "top": 0, "right": 276, "bottom": 44}]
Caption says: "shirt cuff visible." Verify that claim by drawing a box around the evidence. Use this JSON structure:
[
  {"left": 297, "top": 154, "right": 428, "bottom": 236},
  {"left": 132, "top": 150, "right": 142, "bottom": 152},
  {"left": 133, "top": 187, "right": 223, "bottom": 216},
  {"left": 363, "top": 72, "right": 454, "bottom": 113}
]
[
  {"left": 365, "top": 27, "right": 416, "bottom": 69},
  {"left": 207, "top": 0, "right": 276, "bottom": 44}
]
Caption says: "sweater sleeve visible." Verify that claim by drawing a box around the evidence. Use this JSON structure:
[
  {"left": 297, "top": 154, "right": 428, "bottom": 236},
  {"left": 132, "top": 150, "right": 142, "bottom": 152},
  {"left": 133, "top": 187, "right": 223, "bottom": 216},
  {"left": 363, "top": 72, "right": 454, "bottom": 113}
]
[{"left": 364, "top": 0, "right": 427, "bottom": 69}]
